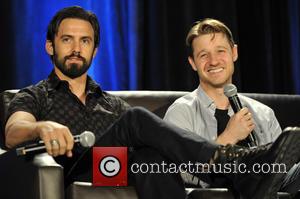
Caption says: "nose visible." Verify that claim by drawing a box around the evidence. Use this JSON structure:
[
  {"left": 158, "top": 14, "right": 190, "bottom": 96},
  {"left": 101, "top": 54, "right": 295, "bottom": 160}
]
[
  {"left": 209, "top": 53, "right": 219, "bottom": 66},
  {"left": 72, "top": 40, "right": 81, "bottom": 54},
  {"left": 72, "top": 51, "right": 80, "bottom": 56}
]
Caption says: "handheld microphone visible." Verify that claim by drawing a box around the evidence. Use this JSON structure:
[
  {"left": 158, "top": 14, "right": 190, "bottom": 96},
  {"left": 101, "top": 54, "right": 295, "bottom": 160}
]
[
  {"left": 16, "top": 131, "right": 96, "bottom": 156},
  {"left": 224, "top": 84, "right": 257, "bottom": 147}
]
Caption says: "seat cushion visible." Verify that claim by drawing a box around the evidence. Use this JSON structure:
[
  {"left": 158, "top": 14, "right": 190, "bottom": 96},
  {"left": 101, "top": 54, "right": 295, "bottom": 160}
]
[
  {"left": 188, "top": 188, "right": 293, "bottom": 199},
  {"left": 187, "top": 188, "right": 234, "bottom": 199}
]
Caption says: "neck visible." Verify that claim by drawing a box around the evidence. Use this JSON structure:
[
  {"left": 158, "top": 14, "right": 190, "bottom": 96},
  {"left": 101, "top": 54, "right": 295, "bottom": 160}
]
[
  {"left": 200, "top": 83, "right": 230, "bottom": 110},
  {"left": 54, "top": 67, "right": 87, "bottom": 103}
]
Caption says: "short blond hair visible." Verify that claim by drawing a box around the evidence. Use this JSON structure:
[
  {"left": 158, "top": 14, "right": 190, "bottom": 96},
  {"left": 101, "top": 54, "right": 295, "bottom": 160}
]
[{"left": 186, "top": 18, "right": 235, "bottom": 57}]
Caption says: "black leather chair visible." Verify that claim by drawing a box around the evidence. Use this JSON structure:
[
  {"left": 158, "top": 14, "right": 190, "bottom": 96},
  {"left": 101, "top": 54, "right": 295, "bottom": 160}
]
[{"left": 1, "top": 90, "right": 300, "bottom": 199}]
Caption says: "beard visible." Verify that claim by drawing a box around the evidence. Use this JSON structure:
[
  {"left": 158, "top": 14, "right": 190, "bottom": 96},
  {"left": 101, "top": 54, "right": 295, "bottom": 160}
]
[{"left": 53, "top": 51, "right": 93, "bottom": 79}]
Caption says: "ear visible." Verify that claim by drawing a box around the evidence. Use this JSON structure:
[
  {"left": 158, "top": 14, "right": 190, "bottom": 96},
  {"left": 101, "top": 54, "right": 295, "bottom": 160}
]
[
  {"left": 232, "top": 44, "right": 238, "bottom": 62},
  {"left": 92, "top": 47, "right": 98, "bottom": 58},
  {"left": 188, "top": 56, "right": 197, "bottom": 71},
  {"left": 45, "top": 40, "right": 54, "bottom": 56}
]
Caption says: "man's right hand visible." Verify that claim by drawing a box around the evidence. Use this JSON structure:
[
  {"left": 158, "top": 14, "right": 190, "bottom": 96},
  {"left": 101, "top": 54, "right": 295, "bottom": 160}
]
[
  {"left": 216, "top": 107, "right": 255, "bottom": 145},
  {"left": 36, "top": 121, "right": 74, "bottom": 157}
]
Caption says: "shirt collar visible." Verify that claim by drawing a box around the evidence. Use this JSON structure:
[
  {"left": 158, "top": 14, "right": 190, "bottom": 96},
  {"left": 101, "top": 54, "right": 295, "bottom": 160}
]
[
  {"left": 85, "top": 75, "right": 103, "bottom": 95},
  {"left": 196, "top": 85, "right": 214, "bottom": 108},
  {"left": 196, "top": 84, "right": 234, "bottom": 115},
  {"left": 46, "top": 70, "right": 103, "bottom": 95}
]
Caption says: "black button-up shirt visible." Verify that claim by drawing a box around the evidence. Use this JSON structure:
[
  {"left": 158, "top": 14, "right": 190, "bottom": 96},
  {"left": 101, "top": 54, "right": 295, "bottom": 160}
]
[{"left": 7, "top": 71, "right": 130, "bottom": 139}]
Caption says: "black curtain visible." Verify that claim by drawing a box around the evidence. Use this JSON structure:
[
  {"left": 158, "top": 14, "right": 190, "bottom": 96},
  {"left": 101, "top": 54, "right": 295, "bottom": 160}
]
[
  {"left": 0, "top": 1, "right": 15, "bottom": 91},
  {"left": 141, "top": 0, "right": 295, "bottom": 93}
]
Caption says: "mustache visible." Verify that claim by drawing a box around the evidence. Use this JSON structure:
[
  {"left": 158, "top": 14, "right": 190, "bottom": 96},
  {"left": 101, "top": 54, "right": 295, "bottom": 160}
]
[{"left": 64, "top": 52, "right": 86, "bottom": 61}]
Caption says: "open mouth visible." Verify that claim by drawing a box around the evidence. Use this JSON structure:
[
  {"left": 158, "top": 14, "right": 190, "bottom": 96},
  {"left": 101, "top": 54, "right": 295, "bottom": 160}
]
[{"left": 207, "top": 67, "right": 224, "bottom": 74}]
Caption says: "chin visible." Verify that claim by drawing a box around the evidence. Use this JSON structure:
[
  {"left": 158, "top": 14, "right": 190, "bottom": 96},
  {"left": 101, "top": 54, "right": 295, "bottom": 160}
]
[{"left": 211, "top": 82, "right": 229, "bottom": 88}]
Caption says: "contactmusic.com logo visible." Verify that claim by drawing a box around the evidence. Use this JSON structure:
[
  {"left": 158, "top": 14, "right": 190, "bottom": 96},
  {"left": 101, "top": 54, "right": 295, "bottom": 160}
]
[{"left": 93, "top": 147, "right": 128, "bottom": 186}]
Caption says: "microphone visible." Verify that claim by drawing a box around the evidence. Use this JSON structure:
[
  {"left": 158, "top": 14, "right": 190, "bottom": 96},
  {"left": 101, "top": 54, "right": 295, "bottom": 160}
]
[
  {"left": 224, "top": 84, "right": 257, "bottom": 147},
  {"left": 16, "top": 131, "right": 96, "bottom": 156}
]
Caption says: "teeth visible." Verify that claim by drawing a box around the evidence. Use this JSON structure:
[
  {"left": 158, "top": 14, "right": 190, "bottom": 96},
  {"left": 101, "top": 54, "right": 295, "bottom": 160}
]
[{"left": 208, "top": 68, "right": 223, "bottom": 73}]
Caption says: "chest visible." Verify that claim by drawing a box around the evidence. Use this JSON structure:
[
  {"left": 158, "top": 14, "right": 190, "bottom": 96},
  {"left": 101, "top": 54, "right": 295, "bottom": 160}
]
[{"left": 39, "top": 91, "right": 120, "bottom": 136}]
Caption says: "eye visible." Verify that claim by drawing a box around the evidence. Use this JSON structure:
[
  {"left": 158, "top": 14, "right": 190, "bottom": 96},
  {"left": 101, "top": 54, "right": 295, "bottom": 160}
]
[
  {"left": 82, "top": 38, "right": 91, "bottom": 45},
  {"left": 218, "top": 49, "right": 226, "bottom": 53},
  {"left": 62, "top": 37, "right": 71, "bottom": 43},
  {"left": 199, "top": 53, "right": 207, "bottom": 58}
]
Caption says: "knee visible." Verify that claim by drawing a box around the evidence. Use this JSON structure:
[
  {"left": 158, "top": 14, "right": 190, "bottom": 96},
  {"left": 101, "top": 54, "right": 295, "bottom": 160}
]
[
  {"left": 126, "top": 107, "right": 152, "bottom": 118},
  {"left": 131, "top": 147, "right": 166, "bottom": 164}
]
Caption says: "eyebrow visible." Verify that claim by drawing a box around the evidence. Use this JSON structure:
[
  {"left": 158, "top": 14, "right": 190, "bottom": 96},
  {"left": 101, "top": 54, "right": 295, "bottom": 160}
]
[
  {"left": 59, "top": 34, "right": 93, "bottom": 41},
  {"left": 81, "top": 36, "right": 93, "bottom": 41},
  {"left": 215, "top": 45, "right": 228, "bottom": 49},
  {"left": 60, "top": 34, "right": 73, "bottom": 38}
]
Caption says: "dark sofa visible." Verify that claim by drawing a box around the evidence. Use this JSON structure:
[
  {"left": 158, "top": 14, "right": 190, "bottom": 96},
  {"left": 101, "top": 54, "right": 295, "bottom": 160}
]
[{"left": 1, "top": 90, "right": 300, "bottom": 199}]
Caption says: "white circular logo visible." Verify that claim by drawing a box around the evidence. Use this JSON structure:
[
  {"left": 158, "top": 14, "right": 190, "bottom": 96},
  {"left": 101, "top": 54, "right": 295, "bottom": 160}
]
[{"left": 99, "top": 156, "right": 121, "bottom": 177}]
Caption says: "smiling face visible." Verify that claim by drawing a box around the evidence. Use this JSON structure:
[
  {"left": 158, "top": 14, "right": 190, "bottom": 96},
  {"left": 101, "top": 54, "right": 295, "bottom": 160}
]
[
  {"left": 46, "top": 18, "right": 97, "bottom": 79},
  {"left": 188, "top": 32, "right": 238, "bottom": 90}
]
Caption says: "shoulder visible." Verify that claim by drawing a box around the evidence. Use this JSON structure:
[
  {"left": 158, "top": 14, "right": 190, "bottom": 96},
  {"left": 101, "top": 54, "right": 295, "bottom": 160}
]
[
  {"left": 239, "top": 94, "right": 274, "bottom": 112},
  {"left": 13, "top": 80, "right": 48, "bottom": 101},
  {"left": 164, "top": 90, "right": 198, "bottom": 118},
  {"left": 102, "top": 91, "right": 127, "bottom": 103},
  {"left": 170, "top": 90, "right": 199, "bottom": 109},
  {"left": 6, "top": 80, "right": 49, "bottom": 121},
  {"left": 239, "top": 94, "right": 277, "bottom": 121},
  {"left": 101, "top": 91, "right": 131, "bottom": 110}
]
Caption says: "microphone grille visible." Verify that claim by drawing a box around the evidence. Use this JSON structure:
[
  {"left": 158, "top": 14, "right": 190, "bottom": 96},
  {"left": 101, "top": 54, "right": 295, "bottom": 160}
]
[
  {"left": 224, "top": 84, "right": 237, "bottom": 97},
  {"left": 79, "top": 131, "right": 96, "bottom": 147}
]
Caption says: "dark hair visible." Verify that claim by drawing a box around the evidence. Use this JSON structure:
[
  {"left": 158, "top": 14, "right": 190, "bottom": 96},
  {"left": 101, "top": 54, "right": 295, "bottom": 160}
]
[
  {"left": 186, "top": 18, "right": 234, "bottom": 57},
  {"left": 47, "top": 6, "right": 100, "bottom": 48}
]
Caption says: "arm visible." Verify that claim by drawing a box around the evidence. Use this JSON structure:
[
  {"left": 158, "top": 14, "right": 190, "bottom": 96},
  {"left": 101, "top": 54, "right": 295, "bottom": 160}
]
[{"left": 5, "top": 111, "right": 74, "bottom": 157}]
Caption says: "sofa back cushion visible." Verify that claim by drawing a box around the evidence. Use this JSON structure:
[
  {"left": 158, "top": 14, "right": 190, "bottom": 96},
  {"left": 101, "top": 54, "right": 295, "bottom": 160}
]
[{"left": 1, "top": 90, "right": 300, "bottom": 148}]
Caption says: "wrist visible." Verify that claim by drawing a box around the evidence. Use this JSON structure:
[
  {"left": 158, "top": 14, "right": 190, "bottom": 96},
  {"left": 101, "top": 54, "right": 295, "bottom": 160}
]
[
  {"left": 33, "top": 122, "right": 43, "bottom": 138},
  {"left": 216, "top": 130, "right": 237, "bottom": 145}
]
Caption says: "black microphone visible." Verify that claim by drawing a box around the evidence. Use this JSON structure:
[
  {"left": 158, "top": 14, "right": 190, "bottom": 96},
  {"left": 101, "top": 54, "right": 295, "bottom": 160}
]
[
  {"left": 224, "top": 84, "right": 257, "bottom": 147},
  {"left": 16, "top": 131, "right": 96, "bottom": 156}
]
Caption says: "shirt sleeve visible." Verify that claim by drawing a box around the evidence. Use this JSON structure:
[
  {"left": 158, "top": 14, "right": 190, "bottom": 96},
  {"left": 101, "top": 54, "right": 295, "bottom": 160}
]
[
  {"left": 106, "top": 94, "right": 131, "bottom": 116},
  {"left": 6, "top": 87, "right": 42, "bottom": 123},
  {"left": 163, "top": 103, "right": 194, "bottom": 132},
  {"left": 269, "top": 109, "right": 282, "bottom": 141},
  {"left": 118, "top": 98, "right": 131, "bottom": 113}
]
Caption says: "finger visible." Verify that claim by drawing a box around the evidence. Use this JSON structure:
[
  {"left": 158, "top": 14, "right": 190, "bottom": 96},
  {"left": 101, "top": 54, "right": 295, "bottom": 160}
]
[
  {"left": 236, "top": 108, "right": 248, "bottom": 119},
  {"left": 56, "top": 133, "right": 67, "bottom": 155},
  {"left": 249, "top": 123, "right": 255, "bottom": 128},
  {"left": 247, "top": 121, "right": 255, "bottom": 130},
  {"left": 49, "top": 133, "right": 60, "bottom": 157},
  {"left": 244, "top": 112, "right": 252, "bottom": 121},
  {"left": 64, "top": 129, "right": 74, "bottom": 153},
  {"left": 245, "top": 118, "right": 254, "bottom": 126},
  {"left": 40, "top": 131, "right": 53, "bottom": 156},
  {"left": 240, "top": 107, "right": 249, "bottom": 114},
  {"left": 66, "top": 150, "right": 73, "bottom": 158}
]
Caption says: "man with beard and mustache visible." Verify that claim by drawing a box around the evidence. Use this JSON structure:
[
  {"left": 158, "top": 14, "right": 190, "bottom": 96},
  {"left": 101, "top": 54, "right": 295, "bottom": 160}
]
[
  {"left": 4, "top": 7, "right": 300, "bottom": 199},
  {"left": 164, "top": 18, "right": 300, "bottom": 195},
  {"left": 54, "top": 51, "right": 91, "bottom": 79}
]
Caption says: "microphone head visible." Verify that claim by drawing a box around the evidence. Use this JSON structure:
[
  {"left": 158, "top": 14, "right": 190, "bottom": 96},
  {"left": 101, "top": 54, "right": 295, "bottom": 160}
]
[
  {"left": 224, "top": 84, "right": 238, "bottom": 98},
  {"left": 79, "top": 131, "right": 96, "bottom": 147}
]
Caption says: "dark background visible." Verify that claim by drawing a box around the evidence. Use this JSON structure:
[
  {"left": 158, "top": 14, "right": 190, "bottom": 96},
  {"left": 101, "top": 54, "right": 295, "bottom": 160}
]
[{"left": 0, "top": 0, "right": 299, "bottom": 94}]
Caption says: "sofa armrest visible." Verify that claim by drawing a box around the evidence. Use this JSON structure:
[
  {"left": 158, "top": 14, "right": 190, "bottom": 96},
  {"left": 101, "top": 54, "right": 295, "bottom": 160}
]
[
  {"left": 0, "top": 150, "right": 64, "bottom": 199},
  {"left": 66, "top": 182, "right": 138, "bottom": 199}
]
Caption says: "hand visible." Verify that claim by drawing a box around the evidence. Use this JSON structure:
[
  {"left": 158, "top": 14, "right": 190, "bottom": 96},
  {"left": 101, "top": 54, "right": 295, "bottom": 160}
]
[
  {"left": 35, "top": 121, "right": 74, "bottom": 157},
  {"left": 217, "top": 107, "right": 255, "bottom": 145}
]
